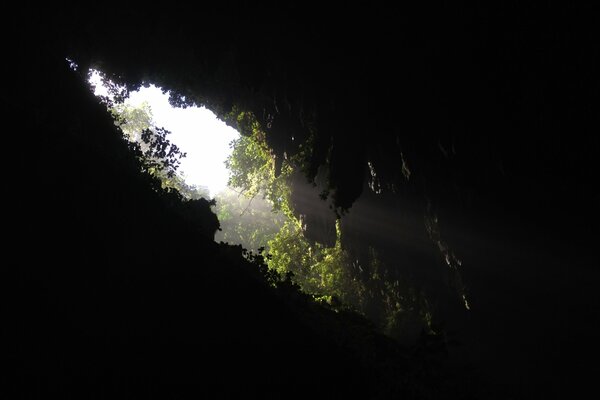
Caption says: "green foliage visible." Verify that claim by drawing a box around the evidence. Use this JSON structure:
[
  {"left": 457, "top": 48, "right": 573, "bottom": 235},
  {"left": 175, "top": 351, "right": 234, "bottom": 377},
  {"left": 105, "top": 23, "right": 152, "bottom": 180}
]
[
  {"left": 225, "top": 111, "right": 293, "bottom": 215},
  {"left": 101, "top": 83, "right": 430, "bottom": 340},
  {"left": 214, "top": 188, "right": 286, "bottom": 252},
  {"left": 266, "top": 219, "right": 429, "bottom": 338},
  {"left": 223, "top": 111, "right": 432, "bottom": 339},
  {"left": 362, "top": 247, "right": 431, "bottom": 339},
  {"left": 160, "top": 172, "right": 211, "bottom": 200},
  {"left": 93, "top": 83, "right": 438, "bottom": 342},
  {"left": 266, "top": 217, "right": 310, "bottom": 276},
  {"left": 136, "top": 126, "right": 185, "bottom": 178},
  {"left": 95, "top": 81, "right": 208, "bottom": 200},
  {"left": 111, "top": 101, "right": 153, "bottom": 142}
]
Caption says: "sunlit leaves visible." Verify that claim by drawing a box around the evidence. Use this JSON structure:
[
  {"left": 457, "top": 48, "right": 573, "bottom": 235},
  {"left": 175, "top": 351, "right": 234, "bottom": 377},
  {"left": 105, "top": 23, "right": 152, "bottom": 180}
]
[
  {"left": 111, "top": 101, "right": 152, "bottom": 142},
  {"left": 223, "top": 108, "right": 432, "bottom": 339},
  {"left": 225, "top": 112, "right": 293, "bottom": 215},
  {"left": 214, "top": 188, "right": 286, "bottom": 252},
  {"left": 101, "top": 85, "right": 196, "bottom": 195}
]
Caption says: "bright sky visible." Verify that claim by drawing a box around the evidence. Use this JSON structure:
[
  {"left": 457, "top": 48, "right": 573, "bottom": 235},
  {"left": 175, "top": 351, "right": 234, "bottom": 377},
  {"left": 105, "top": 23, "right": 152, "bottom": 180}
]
[{"left": 89, "top": 71, "right": 239, "bottom": 197}]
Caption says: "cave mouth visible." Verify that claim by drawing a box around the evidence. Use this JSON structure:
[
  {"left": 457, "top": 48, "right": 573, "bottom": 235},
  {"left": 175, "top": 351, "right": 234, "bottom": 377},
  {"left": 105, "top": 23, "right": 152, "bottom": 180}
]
[
  {"left": 84, "top": 66, "right": 285, "bottom": 254},
  {"left": 87, "top": 69, "right": 239, "bottom": 198},
  {"left": 77, "top": 63, "right": 445, "bottom": 345}
]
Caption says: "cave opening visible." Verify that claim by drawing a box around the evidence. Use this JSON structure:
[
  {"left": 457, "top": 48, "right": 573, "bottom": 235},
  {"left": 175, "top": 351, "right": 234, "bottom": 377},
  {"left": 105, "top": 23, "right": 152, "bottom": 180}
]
[
  {"left": 81, "top": 64, "right": 440, "bottom": 344},
  {"left": 87, "top": 69, "right": 239, "bottom": 198},
  {"left": 8, "top": 7, "right": 598, "bottom": 398}
]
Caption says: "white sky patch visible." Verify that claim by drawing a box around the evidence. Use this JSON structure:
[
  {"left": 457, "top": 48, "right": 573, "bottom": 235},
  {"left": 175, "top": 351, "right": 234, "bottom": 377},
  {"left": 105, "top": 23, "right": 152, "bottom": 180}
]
[{"left": 89, "top": 71, "right": 239, "bottom": 197}]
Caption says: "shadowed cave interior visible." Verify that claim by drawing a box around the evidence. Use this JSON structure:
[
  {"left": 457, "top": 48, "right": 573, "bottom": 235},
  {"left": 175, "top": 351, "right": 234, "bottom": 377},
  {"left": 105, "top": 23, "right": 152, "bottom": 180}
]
[{"left": 6, "top": 3, "right": 599, "bottom": 399}]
